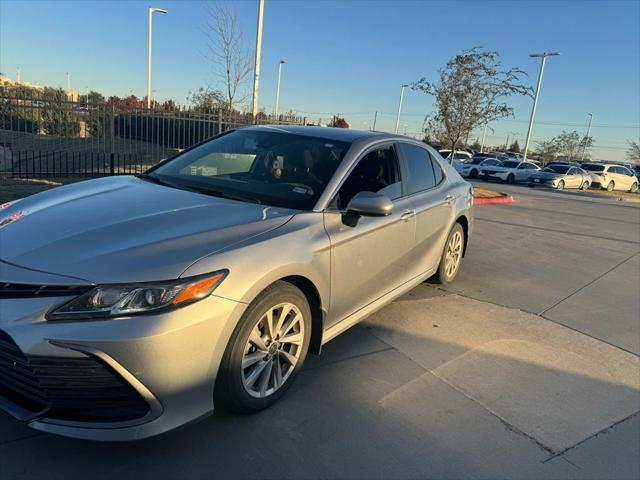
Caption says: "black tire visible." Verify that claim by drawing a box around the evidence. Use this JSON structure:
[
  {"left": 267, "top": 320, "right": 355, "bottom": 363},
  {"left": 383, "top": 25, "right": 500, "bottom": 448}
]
[
  {"left": 215, "top": 281, "right": 312, "bottom": 413},
  {"left": 581, "top": 181, "right": 589, "bottom": 190},
  {"left": 432, "top": 223, "right": 465, "bottom": 285},
  {"left": 557, "top": 180, "right": 565, "bottom": 190},
  {"left": 469, "top": 169, "right": 478, "bottom": 179},
  {"left": 506, "top": 173, "right": 515, "bottom": 184},
  {"left": 607, "top": 181, "right": 615, "bottom": 191}
]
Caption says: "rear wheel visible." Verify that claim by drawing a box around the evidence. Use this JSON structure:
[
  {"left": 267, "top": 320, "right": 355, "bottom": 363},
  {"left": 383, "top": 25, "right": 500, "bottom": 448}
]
[
  {"left": 557, "top": 180, "right": 565, "bottom": 190},
  {"left": 630, "top": 182, "right": 638, "bottom": 193},
  {"left": 432, "top": 223, "right": 465, "bottom": 285},
  {"left": 469, "top": 169, "right": 478, "bottom": 179},
  {"left": 215, "top": 281, "right": 311, "bottom": 413},
  {"left": 580, "top": 181, "right": 589, "bottom": 190},
  {"left": 506, "top": 173, "right": 515, "bottom": 184},
  {"left": 607, "top": 181, "right": 615, "bottom": 191}
]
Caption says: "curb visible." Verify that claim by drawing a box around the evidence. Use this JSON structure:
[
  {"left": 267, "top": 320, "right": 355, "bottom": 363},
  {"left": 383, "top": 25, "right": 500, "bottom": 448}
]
[{"left": 473, "top": 195, "right": 514, "bottom": 205}]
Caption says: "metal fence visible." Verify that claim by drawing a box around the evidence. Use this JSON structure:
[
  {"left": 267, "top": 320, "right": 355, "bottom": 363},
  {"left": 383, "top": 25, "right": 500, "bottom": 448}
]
[{"left": 0, "top": 94, "right": 306, "bottom": 178}]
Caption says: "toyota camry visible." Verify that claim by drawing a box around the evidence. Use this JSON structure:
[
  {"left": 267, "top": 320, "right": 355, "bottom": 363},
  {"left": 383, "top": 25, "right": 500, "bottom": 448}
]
[{"left": 0, "top": 126, "right": 473, "bottom": 440}]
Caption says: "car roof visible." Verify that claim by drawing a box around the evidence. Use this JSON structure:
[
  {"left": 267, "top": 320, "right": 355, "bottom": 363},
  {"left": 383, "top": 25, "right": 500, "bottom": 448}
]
[{"left": 239, "top": 125, "right": 389, "bottom": 142}]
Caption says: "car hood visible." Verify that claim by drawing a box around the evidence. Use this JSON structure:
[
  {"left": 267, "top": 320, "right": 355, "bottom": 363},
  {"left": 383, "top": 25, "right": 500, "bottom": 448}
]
[{"left": 0, "top": 176, "right": 295, "bottom": 283}]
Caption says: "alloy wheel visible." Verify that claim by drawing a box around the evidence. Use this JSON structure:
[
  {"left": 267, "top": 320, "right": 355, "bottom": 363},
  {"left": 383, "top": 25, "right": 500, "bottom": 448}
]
[
  {"left": 444, "top": 230, "right": 463, "bottom": 279},
  {"left": 241, "top": 303, "right": 305, "bottom": 398}
]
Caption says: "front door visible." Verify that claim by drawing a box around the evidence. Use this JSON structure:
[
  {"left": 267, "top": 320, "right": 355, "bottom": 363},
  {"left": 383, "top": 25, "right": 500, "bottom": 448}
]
[{"left": 323, "top": 144, "right": 415, "bottom": 326}]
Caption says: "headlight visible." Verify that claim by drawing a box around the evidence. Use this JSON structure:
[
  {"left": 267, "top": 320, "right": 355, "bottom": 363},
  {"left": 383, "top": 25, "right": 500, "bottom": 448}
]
[{"left": 47, "top": 271, "right": 227, "bottom": 320}]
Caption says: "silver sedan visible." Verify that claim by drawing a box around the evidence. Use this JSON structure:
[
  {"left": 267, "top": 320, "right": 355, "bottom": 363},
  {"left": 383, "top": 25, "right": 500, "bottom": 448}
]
[
  {"left": 528, "top": 164, "right": 592, "bottom": 190},
  {"left": 0, "top": 126, "right": 473, "bottom": 440}
]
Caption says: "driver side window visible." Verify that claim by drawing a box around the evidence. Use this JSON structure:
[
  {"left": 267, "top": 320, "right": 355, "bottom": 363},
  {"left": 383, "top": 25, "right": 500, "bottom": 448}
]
[{"left": 335, "top": 145, "right": 402, "bottom": 210}]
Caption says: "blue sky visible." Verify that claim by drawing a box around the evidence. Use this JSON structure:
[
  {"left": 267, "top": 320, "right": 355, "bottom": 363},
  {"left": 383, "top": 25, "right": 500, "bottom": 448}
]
[{"left": 1, "top": 0, "right": 639, "bottom": 160}]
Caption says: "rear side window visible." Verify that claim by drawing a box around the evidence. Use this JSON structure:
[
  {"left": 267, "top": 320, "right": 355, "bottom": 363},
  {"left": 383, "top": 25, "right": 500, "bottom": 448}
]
[{"left": 399, "top": 143, "right": 439, "bottom": 194}]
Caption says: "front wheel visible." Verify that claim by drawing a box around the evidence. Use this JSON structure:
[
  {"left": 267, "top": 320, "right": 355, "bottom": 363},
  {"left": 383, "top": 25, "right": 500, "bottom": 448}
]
[
  {"left": 215, "top": 281, "right": 311, "bottom": 413},
  {"left": 469, "top": 169, "right": 478, "bottom": 179},
  {"left": 630, "top": 182, "right": 638, "bottom": 193},
  {"left": 505, "top": 174, "right": 515, "bottom": 184},
  {"left": 607, "top": 181, "right": 615, "bottom": 192},
  {"left": 556, "top": 180, "right": 565, "bottom": 190},
  {"left": 581, "top": 181, "right": 590, "bottom": 190},
  {"left": 432, "top": 223, "right": 465, "bottom": 285}
]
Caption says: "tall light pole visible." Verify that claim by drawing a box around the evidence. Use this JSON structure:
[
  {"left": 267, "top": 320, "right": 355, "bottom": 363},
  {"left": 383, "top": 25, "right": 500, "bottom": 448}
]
[
  {"left": 16, "top": 67, "right": 21, "bottom": 83},
  {"left": 147, "top": 7, "right": 168, "bottom": 108},
  {"left": 522, "top": 52, "right": 560, "bottom": 161},
  {"left": 480, "top": 123, "right": 487, "bottom": 153},
  {"left": 274, "top": 60, "right": 285, "bottom": 118},
  {"left": 395, "top": 84, "right": 408, "bottom": 134},
  {"left": 66, "top": 72, "right": 70, "bottom": 93},
  {"left": 251, "top": 0, "right": 265, "bottom": 118},
  {"left": 581, "top": 113, "right": 593, "bottom": 161}
]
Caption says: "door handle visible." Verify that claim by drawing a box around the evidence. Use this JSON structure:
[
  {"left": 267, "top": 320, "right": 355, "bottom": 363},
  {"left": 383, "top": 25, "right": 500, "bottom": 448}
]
[
  {"left": 444, "top": 194, "right": 454, "bottom": 205},
  {"left": 400, "top": 209, "right": 416, "bottom": 221}
]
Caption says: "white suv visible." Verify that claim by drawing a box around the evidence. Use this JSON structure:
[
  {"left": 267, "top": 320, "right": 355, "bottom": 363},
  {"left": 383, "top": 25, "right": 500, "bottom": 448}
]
[{"left": 582, "top": 164, "right": 639, "bottom": 192}]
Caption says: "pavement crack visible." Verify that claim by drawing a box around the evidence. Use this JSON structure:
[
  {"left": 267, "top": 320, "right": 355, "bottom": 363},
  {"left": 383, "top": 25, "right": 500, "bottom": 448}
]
[{"left": 539, "top": 251, "right": 640, "bottom": 316}]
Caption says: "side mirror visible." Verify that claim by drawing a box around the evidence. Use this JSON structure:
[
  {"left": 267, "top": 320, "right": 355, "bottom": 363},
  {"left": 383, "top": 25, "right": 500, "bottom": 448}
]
[{"left": 346, "top": 191, "right": 393, "bottom": 217}]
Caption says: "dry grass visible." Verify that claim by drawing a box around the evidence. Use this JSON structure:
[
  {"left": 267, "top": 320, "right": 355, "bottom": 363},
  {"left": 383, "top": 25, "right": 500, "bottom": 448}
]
[{"left": 473, "top": 187, "right": 506, "bottom": 199}]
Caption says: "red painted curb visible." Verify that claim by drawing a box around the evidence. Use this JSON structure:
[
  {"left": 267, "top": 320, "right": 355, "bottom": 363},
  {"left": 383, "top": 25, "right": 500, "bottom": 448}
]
[{"left": 473, "top": 195, "right": 514, "bottom": 205}]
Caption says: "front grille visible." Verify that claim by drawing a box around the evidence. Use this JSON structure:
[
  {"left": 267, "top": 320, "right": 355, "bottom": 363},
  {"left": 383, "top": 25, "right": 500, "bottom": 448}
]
[
  {"left": 0, "top": 283, "right": 91, "bottom": 299},
  {"left": 0, "top": 330, "right": 150, "bottom": 422}
]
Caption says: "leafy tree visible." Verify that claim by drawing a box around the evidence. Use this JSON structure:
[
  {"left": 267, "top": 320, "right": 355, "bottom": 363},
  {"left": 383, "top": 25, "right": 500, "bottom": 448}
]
[
  {"left": 329, "top": 115, "right": 349, "bottom": 128},
  {"left": 413, "top": 47, "right": 531, "bottom": 154},
  {"left": 508, "top": 140, "right": 521, "bottom": 153},
  {"left": 188, "top": 87, "right": 226, "bottom": 112},
  {"left": 626, "top": 139, "right": 640, "bottom": 163},
  {"left": 470, "top": 140, "right": 482, "bottom": 151},
  {"left": 535, "top": 140, "right": 559, "bottom": 165},
  {"left": 552, "top": 130, "right": 593, "bottom": 160},
  {"left": 41, "top": 87, "right": 79, "bottom": 136}
]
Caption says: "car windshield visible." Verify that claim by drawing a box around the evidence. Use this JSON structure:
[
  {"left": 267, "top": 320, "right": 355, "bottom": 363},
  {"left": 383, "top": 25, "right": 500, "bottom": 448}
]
[
  {"left": 543, "top": 165, "right": 570, "bottom": 173},
  {"left": 148, "top": 130, "right": 349, "bottom": 210},
  {"left": 582, "top": 164, "right": 605, "bottom": 172},
  {"left": 501, "top": 161, "right": 520, "bottom": 168}
]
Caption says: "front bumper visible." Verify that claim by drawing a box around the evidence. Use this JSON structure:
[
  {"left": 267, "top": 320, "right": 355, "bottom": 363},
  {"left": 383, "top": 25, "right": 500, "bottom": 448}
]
[
  {"left": 0, "top": 292, "right": 246, "bottom": 441},
  {"left": 528, "top": 178, "right": 558, "bottom": 188}
]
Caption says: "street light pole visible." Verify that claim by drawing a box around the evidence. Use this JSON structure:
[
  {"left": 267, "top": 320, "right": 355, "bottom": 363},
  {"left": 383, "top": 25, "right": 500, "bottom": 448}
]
[
  {"left": 274, "top": 60, "right": 285, "bottom": 118},
  {"left": 480, "top": 123, "right": 487, "bottom": 153},
  {"left": 251, "top": 0, "right": 265, "bottom": 118},
  {"left": 66, "top": 72, "right": 70, "bottom": 93},
  {"left": 581, "top": 113, "right": 593, "bottom": 161},
  {"left": 395, "top": 84, "right": 408, "bottom": 134},
  {"left": 522, "top": 52, "right": 560, "bottom": 161},
  {"left": 147, "top": 7, "right": 168, "bottom": 108},
  {"left": 372, "top": 111, "right": 378, "bottom": 131}
]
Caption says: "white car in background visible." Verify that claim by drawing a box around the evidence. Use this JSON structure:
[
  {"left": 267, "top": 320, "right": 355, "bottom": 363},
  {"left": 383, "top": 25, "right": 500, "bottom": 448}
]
[
  {"left": 454, "top": 157, "right": 502, "bottom": 179},
  {"left": 581, "top": 164, "right": 639, "bottom": 192},
  {"left": 480, "top": 160, "right": 540, "bottom": 183},
  {"left": 439, "top": 150, "right": 473, "bottom": 163}
]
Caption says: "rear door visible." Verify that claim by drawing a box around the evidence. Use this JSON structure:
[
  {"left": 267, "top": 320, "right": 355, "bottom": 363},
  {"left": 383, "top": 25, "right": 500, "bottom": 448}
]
[{"left": 398, "top": 143, "right": 454, "bottom": 278}]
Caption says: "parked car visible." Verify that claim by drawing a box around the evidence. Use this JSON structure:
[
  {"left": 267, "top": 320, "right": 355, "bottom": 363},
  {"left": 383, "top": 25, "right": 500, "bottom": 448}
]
[
  {"left": 0, "top": 126, "right": 474, "bottom": 440},
  {"left": 528, "top": 165, "right": 591, "bottom": 190},
  {"left": 546, "top": 161, "right": 581, "bottom": 168},
  {"left": 487, "top": 152, "right": 511, "bottom": 162},
  {"left": 480, "top": 160, "right": 540, "bottom": 183},
  {"left": 454, "top": 156, "right": 501, "bottom": 178},
  {"left": 581, "top": 163, "right": 639, "bottom": 192},
  {"left": 439, "top": 150, "right": 473, "bottom": 163},
  {"left": 505, "top": 151, "right": 524, "bottom": 160}
]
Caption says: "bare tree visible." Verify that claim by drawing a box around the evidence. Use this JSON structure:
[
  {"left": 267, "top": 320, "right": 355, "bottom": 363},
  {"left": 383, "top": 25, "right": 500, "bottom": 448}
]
[
  {"left": 203, "top": 3, "right": 252, "bottom": 112},
  {"left": 413, "top": 48, "right": 531, "bottom": 154},
  {"left": 626, "top": 139, "right": 640, "bottom": 163}
]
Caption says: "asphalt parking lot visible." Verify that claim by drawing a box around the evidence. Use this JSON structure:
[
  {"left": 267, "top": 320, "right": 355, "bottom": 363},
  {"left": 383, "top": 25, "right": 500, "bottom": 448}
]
[{"left": 1, "top": 182, "right": 639, "bottom": 480}]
